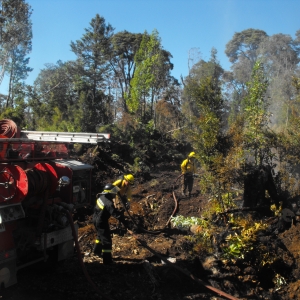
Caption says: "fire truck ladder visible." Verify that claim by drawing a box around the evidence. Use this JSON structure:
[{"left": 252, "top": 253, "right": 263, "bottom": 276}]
[{"left": 21, "top": 131, "right": 110, "bottom": 144}]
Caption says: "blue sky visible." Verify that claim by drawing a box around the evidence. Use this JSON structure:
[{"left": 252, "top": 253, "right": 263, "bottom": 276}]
[{"left": 1, "top": 0, "right": 299, "bottom": 94}]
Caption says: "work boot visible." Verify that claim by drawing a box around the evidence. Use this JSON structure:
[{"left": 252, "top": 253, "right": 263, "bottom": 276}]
[
  {"left": 102, "top": 252, "right": 113, "bottom": 265},
  {"left": 188, "top": 192, "right": 191, "bottom": 198},
  {"left": 93, "top": 242, "right": 102, "bottom": 257}
]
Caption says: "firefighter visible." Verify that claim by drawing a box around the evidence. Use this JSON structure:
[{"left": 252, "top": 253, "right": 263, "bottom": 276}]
[
  {"left": 181, "top": 152, "right": 197, "bottom": 197},
  {"left": 93, "top": 183, "right": 130, "bottom": 264},
  {"left": 112, "top": 174, "right": 134, "bottom": 210}
]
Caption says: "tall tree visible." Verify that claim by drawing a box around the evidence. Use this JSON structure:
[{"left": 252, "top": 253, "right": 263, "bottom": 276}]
[
  {"left": 30, "top": 61, "right": 77, "bottom": 130},
  {"left": 109, "top": 31, "right": 143, "bottom": 113},
  {"left": 258, "top": 33, "right": 300, "bottom": 130},
  {"left": 183, "top": 49, "right": 225, "bottom": 164},
  {"left": 224, "top": 29, "right": 268, "bottom": 123},
  {"left": 70, "top": 14, "right": 114, "bottom": 130},
  {"left": 0, "top": 0, "right": 32, "bottom": 106},
  {"left": 155, "top": 80, "right": 182, "bottom": 133},
  {"left": 183, "top": 51, "right": 230, "bottom": 199},
  {"left": 6, "top": 47, "right": 32, "bottom": 107},
  {"left": 225, "top": 29, "right": 268, "bottom": 66},
  {"left": 243, "top": 61, "right": 273, "bottom": 166},
  {"left": 182, "top": 48, "right": 224, "bottom": 126},
  {"left": 129, "top": 29, "right": 174, "bottom": 122}
]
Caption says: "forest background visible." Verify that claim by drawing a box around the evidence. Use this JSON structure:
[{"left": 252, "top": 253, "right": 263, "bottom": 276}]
[{"left": 1, "top": 0, "right": 300, "bottom": 204}]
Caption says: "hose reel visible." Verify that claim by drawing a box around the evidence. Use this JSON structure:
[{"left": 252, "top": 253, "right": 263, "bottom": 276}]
[{"left": 0, "top": 163, "right": 58, "bottom": 204}]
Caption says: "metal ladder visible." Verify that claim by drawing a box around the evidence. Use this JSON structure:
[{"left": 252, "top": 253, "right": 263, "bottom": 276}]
[{"left": 21, "top": 131, "right": 110, "bottom": 144}]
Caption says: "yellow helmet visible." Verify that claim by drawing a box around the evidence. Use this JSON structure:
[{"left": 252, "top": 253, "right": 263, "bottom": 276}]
[
  {"left": 188, "top": 152, "right": 196, "bottom": 158},
  {"left": 124, "top": 174, "right": 134, "bottom": 185}
]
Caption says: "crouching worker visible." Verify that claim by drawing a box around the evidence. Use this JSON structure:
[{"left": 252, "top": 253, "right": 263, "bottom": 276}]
[
  {"left": 112, "top": 174, "right": 134, "bottom": 211},
  {"left": 93, "top": 183, "right": 130, "bottom": 264}
]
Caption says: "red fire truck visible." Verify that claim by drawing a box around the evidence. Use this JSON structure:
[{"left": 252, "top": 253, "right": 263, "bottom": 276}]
[{"left": 0, "top": 119, "right": 109, "bottom": 288}]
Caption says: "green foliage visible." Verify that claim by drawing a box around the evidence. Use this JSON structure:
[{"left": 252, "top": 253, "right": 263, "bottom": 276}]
[
  {"left": 0, "top": 100, "right": 26, "bottom": 128},
  {"left": 171, "top": 215, "right": 209, "bottom": 229},
  {"left": 132, "top": 157, "right": 141, "bottom": 173},
  {"left": 183, "top": 50, "right": 226, "bottom": 176},
  {"left": 186, "top": 75, "right": 224, "bottom": 166},
  {"left": 184, "top": 66, "right": 235, "bottom": 202},
  {"left": 69, "top": 14, "right": 114, "bottom": 131},
  {"left": 242, "top": 61, "right": 278, "bottom": 167},
  {"left": 129, "top": 30, "right": 160, "bottom": 114},
  {"left": 200, "top": 193, "right": 237, "bottom": 220},
  {"left": 145, "top": 119, "right": 155, "bottom": 135},
  {"left": 223, "top": 233, "right": 246, "bottom": 259},
  {"left": 98, "top": 123, "right": 123, "bottom": 139},
  {"left": 0, "top": 0, "right": 33, "bottom": 105},
  {"left": 19, "top": 16, "right": 176, "bottom": 134},
  {"left": 221, "top": 219, "right": 269, "bottom": 260},
  {"left": 128, "top": 29, "right": 174, "bottom": 123},
  {"left": 111, "top": 153, "right": 120, "bottom": 161},
  {"left": 171, "top": 215, "right": 216, "bottom": 255},
  {"left": 110, "top": 31, "right": 143, "bottom": 112},
  {"left": 225, "top": 28, "right": 267, "bottom": 64}
]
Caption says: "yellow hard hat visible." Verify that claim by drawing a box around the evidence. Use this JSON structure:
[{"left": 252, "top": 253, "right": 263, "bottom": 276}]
[
  {"left": 124, "top": 174, "right": 134, "bottom": 185},
  {"left": 188, "top": 152, "right": 196, "bottom": 158}
]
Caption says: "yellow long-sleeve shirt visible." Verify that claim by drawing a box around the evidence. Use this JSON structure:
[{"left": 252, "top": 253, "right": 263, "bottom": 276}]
[
  {"left": 112, "top": 179, "right": 132, "bottom": 201},
  {"left": 181, "top": 158, "right": 196, "bottom": 174}
]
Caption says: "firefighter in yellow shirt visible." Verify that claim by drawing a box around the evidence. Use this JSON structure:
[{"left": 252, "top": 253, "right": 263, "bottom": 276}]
[
  {"left": 112, "top": 174, "right": 134, "bottom": 210},
  {"left": 181, "top": 152, "right": 197, "bottom": 197}
]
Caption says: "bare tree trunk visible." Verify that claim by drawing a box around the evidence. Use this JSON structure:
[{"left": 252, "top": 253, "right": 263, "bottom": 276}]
[{"left": 6, "top": 68, "right": 13, "bottom": 108}]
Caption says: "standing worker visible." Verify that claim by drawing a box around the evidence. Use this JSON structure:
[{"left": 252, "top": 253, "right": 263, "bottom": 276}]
[
  {"left": 93, "top": 183, "right": 130, "bottom": 264},
  {"left": 112, "top": 174, "right": 134, "bottom": 210},
  {"left": 181, "top": 152, "right": 197, "bottom": 197}
]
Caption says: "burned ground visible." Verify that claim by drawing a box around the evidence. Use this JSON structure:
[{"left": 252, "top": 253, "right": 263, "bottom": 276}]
[{"left": 1, "top": 144, "right": 300, "bottom": 300}]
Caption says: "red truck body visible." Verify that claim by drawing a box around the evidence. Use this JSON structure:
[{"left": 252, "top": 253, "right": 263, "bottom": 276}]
[{"left": 0, "top": 119, "right": 109, "bottom": 288}]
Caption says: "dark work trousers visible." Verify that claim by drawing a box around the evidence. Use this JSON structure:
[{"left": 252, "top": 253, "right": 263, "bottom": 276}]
[
  {"left": 182, "top": 173, "right": 194, "bottom": 195},
  {"left": 93, "top": 213, "right": 112, "bottom": 253},
  {"left": 92, "top": 194, "right": 127, "bottom": 264}
]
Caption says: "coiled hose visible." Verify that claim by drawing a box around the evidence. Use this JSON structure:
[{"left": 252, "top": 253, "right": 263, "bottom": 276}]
[{"left": 0, "top": 119, "right": 19, "bottom": 138}]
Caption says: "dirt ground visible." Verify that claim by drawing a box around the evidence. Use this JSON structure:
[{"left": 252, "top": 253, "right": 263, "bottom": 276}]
[{"left": 2, "top": 160, "right": 300, "bottom": 300}]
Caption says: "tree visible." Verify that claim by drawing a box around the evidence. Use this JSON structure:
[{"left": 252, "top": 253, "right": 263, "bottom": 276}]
[
  {"left": 243, "top": 61, "right": 273, "bottom": 166},
  {"left": 109, "top": 31, "right": 143, "bottom": 113},
  {"left": 6, "top": 47, "right": 32, "bottom": 106},
  {"left": 155, "top": 82, "right": 182, "bottom": 133},
  {"left": 224, "top": 29, "right": 268, "bottom": 123},
  {"left": 182, "top": 48, "right": 225, "bottom": 127},
  {"left": 185, "top": 72, "right": 232, "bottom": 202},
  {"left": 225, "top": 29, "right": 268, "bottom": 65},
  {"left": 183, "top": 49, "right": 225, "bottom": 163},
  {"left": 70, "top": 14, "right": 113, "bottom": 92},
  {"left": 30, "top": 61, "right": 78, "bottom": 130},
  {"left": 0, "top": 0, "right": 32, "bottom": 106},
  {"left": 70, "top": 14, "right": 114, "bottom": 130},
  {"left": 258, "top": 33, "right": 300, "bottom": 130},
  {"left": 129, "top": 30, "right": 174, "bottom": 122}
]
